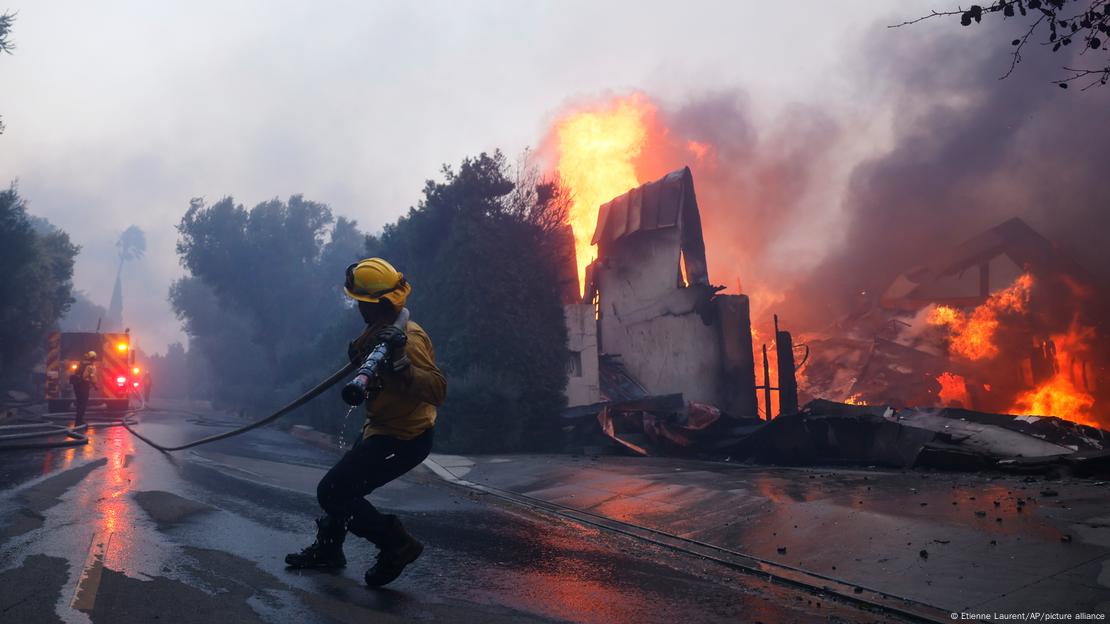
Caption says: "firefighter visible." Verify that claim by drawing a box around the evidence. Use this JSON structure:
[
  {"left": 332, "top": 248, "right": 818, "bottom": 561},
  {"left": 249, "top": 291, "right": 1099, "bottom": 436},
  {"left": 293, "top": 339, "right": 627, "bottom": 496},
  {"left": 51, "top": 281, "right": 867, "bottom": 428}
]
[
  {"left": 286, "top": 257, "right": 447, "bottom": 587},
  {"left": 71, "top": 351, "right": 98, "bottom": 427},
  {"left": 142, "top": 370, "right": 152, "bottom": 403}
]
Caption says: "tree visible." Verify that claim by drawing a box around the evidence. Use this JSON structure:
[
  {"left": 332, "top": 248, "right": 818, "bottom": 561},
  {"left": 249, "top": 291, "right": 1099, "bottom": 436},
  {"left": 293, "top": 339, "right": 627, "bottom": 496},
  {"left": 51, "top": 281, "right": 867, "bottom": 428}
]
[
  {"left": 0, "top": 185, "right": 79, "bottom": 384},
  {"left": 368, "top": 151, "right": 571, "bottom": 452},
  {"left": 171, "top": 195, "right": 365, "bottom": 426},
  {"left": 143, "top": 342, "right": 210, "bottom": 401},
  {"left": 169, "top": 276, "right": 266, "bottom": 406},
  {"left": 0, "top": 12, "right": 14, "bottom": 135},
  {"left": 896, "top": 0, "right": 1110, "bottom": 89},
  {"left": 0, "top": 13, "right": 12, "bottom": 55},
  {"left": 107, "top": 225, "right": 145, "bottom": 329}
]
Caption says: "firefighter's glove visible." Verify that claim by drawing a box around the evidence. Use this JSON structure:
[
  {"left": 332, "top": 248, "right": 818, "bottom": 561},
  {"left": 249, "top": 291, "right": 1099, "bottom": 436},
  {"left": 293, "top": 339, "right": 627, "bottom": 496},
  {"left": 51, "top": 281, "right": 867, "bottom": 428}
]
[{"left": 373, "top": 325, "right": 411, "bottom": 378}]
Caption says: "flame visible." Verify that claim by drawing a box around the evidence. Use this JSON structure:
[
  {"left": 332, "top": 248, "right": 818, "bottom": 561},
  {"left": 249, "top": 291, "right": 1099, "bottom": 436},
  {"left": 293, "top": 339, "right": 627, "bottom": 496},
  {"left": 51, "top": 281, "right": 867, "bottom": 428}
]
[
  {"left": 844, "top": 393, "right": 868, "bottom": 406},
  {"left": 928, "top": 273, "right": 1099, "bottom": 425},
  {"left": 553, "top": 95, "right": 652, "bottom": 295},
  {"left": 936, "top": 372, "right": 970, "bottom": 407},
  {"left": 1012, "top": 375, "right": 1097, "bottom": 426},
  {"left": 927, "top": 274, "right": 1033, "bottom": 360},
  {"left": 1010, "top": 321, "right": 1097, "bottom": 426}
]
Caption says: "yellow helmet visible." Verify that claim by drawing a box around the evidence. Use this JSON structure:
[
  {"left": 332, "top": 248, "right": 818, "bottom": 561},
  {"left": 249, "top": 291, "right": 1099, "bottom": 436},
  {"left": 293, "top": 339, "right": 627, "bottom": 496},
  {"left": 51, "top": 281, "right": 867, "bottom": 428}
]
[
  {"left": 344, "top": 258, "right": 411, "bottom": 310},
  {"left": 84, "top": 351, "right": 98, "bottom": 361}
]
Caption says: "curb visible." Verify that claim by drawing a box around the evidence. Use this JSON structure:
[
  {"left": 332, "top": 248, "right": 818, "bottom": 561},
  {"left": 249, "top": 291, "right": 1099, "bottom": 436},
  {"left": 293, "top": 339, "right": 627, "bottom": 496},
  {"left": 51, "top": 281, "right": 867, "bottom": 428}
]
[{"left": 421, "top": 456, "right": 949, "bottom": 624}]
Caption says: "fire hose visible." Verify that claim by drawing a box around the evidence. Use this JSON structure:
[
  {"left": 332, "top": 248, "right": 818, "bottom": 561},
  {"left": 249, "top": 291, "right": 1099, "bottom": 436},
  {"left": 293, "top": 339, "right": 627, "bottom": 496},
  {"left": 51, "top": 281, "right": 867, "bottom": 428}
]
[
  {"left": 0, "top": 401, "right": 137, "bottom": 451},
  {"left": 0, "top": 309, "right": 409, "bottom": 453}
]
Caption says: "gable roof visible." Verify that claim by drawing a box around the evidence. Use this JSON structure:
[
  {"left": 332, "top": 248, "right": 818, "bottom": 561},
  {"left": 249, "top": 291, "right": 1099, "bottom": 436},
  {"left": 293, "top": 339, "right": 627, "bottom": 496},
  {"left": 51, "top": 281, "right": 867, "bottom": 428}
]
[{"left": 590, "top": 167, "right": 709, "bottom": 284}]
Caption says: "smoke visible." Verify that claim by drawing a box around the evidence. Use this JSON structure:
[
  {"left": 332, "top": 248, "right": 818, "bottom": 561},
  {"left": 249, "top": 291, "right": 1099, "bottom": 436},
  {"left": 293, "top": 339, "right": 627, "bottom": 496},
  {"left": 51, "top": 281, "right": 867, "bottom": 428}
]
[
  {"left": 616, "top": 20, "right": 1109, "bottom": 332},
  {"left": 663, "top": 93, "right": 842, "bottom": 317},
  {"left": 613, "top": 90, "right": 845, "bottom": 322},
  {"left": 790, "top": 21, "right": 1110, "bottom": 330}
]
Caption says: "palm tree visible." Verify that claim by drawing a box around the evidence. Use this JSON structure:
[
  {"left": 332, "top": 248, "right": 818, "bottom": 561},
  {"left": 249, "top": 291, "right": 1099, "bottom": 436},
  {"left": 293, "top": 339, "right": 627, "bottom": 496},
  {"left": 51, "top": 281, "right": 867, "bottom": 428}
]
[{"left": 106, "top": 226, "right": 145, "bottom": 330}]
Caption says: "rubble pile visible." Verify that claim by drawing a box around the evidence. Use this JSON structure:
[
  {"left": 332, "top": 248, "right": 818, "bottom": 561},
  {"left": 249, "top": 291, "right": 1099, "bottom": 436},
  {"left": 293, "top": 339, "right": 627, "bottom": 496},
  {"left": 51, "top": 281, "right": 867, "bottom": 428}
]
[
  {"left": 732, "top": 399, "right": 1110, "bottom": 476},
  {"left": 557, "top": 169, "right": 1107, "bottom": 477}
]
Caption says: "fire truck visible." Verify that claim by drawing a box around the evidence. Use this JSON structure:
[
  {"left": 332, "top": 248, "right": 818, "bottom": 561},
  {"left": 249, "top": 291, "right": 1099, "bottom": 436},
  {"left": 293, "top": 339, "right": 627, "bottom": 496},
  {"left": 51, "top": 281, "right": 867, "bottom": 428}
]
[{"left": 44, "top": 330, "right": 144, "bottom": 412}]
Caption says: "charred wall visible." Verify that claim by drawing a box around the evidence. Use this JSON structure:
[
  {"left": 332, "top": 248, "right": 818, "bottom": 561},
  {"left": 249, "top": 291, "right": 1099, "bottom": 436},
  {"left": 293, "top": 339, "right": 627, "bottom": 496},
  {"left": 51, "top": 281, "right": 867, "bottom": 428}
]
[{"left": 568, "top": 168, "right": 758, "bottom": 417}]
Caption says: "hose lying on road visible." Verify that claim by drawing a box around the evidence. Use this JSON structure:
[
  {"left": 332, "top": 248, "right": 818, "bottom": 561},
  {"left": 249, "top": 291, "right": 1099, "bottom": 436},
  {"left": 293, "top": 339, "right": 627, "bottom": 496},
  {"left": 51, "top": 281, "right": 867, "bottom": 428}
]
[
  {"left": 121, "top": 361, "right": 356, "bottom": 452},
  {"left": 0, "top": 402, "right": 138, "bottom": 451},
  {"left": 0, "top": 361, "right": 356, "bottom": 453},
  {"left": 0, "top": 421, "right": 90, "bottom": 450}
]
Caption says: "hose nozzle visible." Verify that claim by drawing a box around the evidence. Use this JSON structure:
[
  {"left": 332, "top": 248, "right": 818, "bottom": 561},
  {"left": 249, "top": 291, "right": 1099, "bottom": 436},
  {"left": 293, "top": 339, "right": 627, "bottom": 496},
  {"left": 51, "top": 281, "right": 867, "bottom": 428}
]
[{"left": 341, "top": 308, "right": 410, "bottom": 406}]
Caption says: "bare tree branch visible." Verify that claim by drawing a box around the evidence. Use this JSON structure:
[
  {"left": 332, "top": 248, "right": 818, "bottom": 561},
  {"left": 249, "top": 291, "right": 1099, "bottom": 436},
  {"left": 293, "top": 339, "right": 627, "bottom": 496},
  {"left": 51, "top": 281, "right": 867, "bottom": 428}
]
[
  {"left": 1003, "top": 14, "right": 1046, "bottom": 78},
  {"left": 893, "top": 0, "right": 1110, "bottom": 89}
]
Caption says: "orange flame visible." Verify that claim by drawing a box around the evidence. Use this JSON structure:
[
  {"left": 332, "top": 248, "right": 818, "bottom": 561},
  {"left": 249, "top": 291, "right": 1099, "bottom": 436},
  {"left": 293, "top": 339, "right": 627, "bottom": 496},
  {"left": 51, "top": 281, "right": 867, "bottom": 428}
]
[
  {"left": 1010, "top": 321, "right": 1097, "bottom": 426},
  {"left": 936, "top": 371, "right": 970, "bottom": 407},
  {"left": 929, "top": 274, "right": 1099, "bottom": 425},
  {"left": 927, "top": 274, "right": 1033, "bottom": 360},
  {"left": 553, "top": 95, "right": 652, "bottom": 295},
  {"left": 1012, "top": 375, "right": 1097, "bottom": 426},
  {"left": 844, "top": 393, "right": 868, "bottom": 406}
]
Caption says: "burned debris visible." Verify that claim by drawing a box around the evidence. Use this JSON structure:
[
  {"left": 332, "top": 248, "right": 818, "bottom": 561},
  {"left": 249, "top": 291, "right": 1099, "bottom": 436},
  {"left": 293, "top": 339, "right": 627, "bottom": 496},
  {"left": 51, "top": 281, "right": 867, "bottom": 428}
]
[
  {"left": 733, "top": 399, "right": 1110, "bottom": 476},
  {"left": 799, "top": 217, "right": 1105, "bottom": 425},
  {"left": 560, "top": 168, "right": 765, "bottom": 454},
  {"left": 560, "top": 169, "right": 1107, "bottom": 475},
  {"left": 564, "top": 167, "right": 758, "bottom": 417}
]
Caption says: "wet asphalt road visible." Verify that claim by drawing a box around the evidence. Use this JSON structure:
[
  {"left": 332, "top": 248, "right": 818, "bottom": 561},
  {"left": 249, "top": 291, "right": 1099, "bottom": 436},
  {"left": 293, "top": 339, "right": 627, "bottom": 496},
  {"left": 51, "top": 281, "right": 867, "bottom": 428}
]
[{"left": 0, "top": 403, "right": 906, "bottom": 623}]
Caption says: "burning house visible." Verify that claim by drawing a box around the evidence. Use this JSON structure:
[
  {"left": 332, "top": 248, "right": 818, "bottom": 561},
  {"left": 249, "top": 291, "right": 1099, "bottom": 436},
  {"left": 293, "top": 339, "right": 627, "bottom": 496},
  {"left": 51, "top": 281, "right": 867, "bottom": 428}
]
[
  {"left": 538, "top": 91, "right": 1109, "bottom": 472},
  {"left": 558, "top": 170, "right": 1107, "bottom": 469},
  {"left": 799, "top": 217, "right": 1107, "bottom": 429},
  {"left": 562, "top": 168, "right": 763, "bottom": 452}
]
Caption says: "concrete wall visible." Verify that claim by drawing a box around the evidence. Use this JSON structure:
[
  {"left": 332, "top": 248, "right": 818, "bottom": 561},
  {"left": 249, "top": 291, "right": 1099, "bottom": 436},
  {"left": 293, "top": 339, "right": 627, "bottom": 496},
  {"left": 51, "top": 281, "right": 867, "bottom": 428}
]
[
  {"left": 560, "top": 167, "right": 759, "bottom": 417},
  {"left": 595, "top": 228, "right": 727, "bottom": 407},
  {"left": 564, "top": 303, "right": 600, "bottom": 407},
  {"left": 716, "top": 294, "right": 758, "bottom": 418}
]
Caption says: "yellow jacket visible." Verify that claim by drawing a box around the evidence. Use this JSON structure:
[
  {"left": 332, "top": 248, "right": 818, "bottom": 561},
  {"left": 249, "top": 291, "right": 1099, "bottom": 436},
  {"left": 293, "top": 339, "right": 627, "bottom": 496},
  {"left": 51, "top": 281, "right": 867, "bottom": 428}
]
[
  {"left": 74, "top": 362, "right": 97, "bottom": 386},
  {"left": 352, "top": 320, "right": 446, "bottom": 440}
]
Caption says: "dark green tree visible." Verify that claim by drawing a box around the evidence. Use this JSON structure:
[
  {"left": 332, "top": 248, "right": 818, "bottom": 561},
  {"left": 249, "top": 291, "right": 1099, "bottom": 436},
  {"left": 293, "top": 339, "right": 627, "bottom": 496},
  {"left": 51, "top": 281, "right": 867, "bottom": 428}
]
[
  {"left": 171, "top": 195, "right": 365, "bottom": 427},
  {"left": 145, "top": 342, "right": 208, "bottom": 400},
  {"left": 369, "top": 151, "right": 571, "bottom": 452},
  {"left": 0, "top": 185, "right": 79, "bottom": 384}
]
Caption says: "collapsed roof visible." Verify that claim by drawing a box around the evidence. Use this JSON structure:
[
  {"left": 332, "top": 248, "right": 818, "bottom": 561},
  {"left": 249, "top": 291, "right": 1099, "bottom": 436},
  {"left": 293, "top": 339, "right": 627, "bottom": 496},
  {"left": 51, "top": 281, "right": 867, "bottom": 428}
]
[{"left": 881, "top": 217, "right": 1092, "bottom": 310}]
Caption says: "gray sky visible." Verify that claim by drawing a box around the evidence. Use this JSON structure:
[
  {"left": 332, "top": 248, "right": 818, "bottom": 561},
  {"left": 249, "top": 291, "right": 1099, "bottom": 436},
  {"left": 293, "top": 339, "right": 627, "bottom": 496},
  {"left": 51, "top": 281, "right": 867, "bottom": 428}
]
[{"left": 1, "top": 1, "right": 942, "bottom": 352}]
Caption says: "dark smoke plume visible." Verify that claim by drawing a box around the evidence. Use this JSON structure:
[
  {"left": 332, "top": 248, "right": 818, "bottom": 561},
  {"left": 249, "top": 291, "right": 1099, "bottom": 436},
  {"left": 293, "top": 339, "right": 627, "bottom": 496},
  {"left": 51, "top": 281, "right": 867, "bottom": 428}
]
[
  {"left": 557, "top": 19, "right": 1107, "bottom": 335},
  {"left": 633, "top": 91, "right": 842, "bottom": 322},
  {"left": 790, "top": 22, "right": 1110, "bottom": 329}
]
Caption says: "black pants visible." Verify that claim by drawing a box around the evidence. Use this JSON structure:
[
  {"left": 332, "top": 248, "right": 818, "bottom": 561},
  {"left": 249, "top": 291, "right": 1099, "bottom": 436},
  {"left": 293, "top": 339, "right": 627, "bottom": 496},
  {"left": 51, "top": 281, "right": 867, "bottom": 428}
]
[
  {"left": 72, "top": 383, "right": 90, "bottom": 427},
  {"left": 316, "top": 428, "right": 433, "bottom": 544}
]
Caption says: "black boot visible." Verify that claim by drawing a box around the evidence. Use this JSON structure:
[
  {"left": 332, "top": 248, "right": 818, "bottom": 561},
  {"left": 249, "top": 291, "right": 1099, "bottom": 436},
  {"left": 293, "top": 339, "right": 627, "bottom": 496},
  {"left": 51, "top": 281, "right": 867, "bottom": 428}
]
[
  {"left": 364, "top": 515, "right": 423, "bottom": 587},
  {"left": 285, "top": 516, "right": 347, "bottom": 569}
]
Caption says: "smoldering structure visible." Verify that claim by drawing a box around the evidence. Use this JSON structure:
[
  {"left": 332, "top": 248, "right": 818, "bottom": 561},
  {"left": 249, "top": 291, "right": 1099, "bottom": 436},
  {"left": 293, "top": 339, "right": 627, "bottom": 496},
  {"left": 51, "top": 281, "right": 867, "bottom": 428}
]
[
  {"left": 563, "top": 168, "right": 784, "bottom": 455},
  {"left": 558, "top": 168, "right": 1109, "bottom": 476},
  {"left": 803, "top": 218, "right": 1105, "bottom": 418}
]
